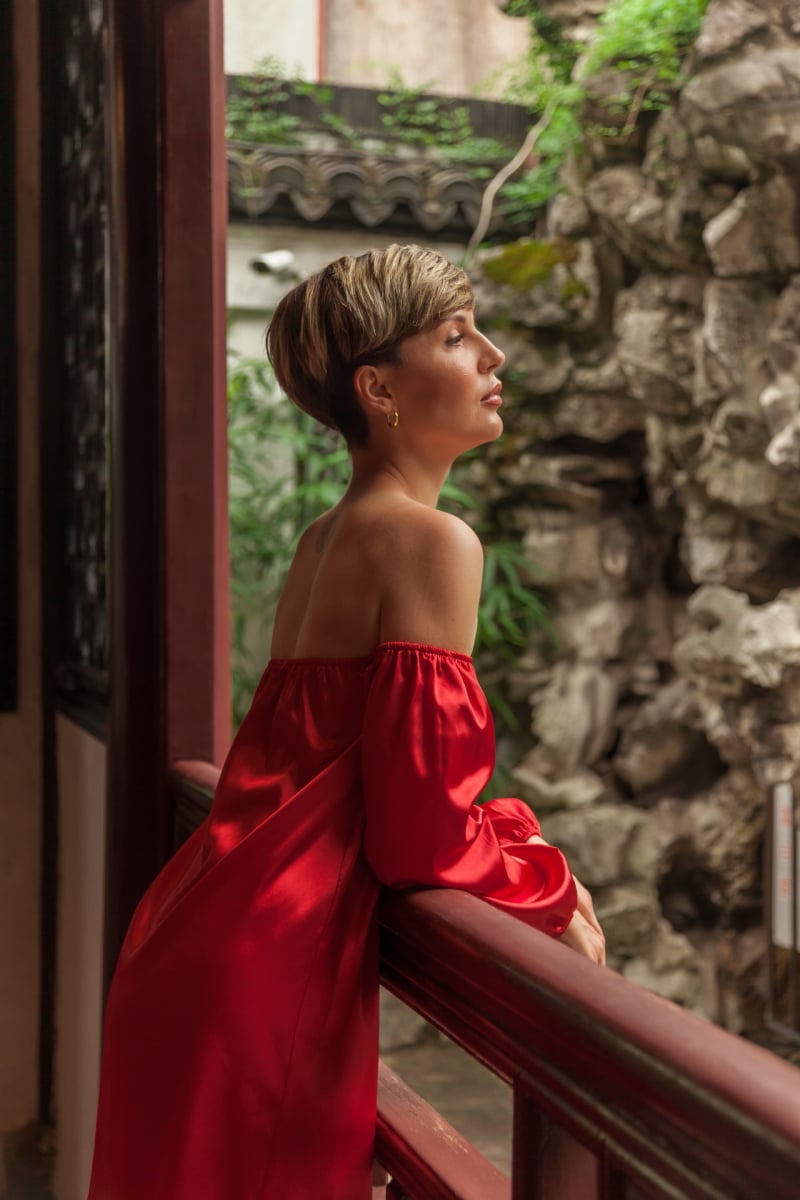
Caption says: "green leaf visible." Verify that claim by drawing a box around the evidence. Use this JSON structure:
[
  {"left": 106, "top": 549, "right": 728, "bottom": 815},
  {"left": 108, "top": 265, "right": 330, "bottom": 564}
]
[{"left": 482, "top": 239, "right": 578, "bottom": 292}]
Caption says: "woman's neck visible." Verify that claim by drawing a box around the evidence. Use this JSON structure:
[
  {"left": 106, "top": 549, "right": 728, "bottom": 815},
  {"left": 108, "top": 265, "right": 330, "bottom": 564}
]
[{"left": 346, "top": 449, "right": 450, "bottom": 509}]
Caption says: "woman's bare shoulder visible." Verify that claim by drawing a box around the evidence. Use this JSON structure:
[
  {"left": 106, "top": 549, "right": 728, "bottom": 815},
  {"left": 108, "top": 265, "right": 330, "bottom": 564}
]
[
  {"left": 369, "top": 502, "right": 484, "bottom": 653},
  {"left": 358, "top": 496, "right": 481, "bottom": 555}
]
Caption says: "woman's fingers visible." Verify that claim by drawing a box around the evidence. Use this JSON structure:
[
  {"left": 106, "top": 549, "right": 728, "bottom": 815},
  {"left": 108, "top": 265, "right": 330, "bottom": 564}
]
[
  {"left": 560, "top": 912, "right": 606, "bottom": 965},
  {"left": 561, "top": 874, "right": 606, "bottom": 966},
  {"left": 574, "top": 876, "right": 604, "bottom": 937}
]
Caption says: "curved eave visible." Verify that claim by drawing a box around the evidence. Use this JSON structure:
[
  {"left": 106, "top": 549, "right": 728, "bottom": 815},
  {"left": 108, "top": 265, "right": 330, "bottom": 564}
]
[{"left": 227, "top": 143, "right": 518, "bottom": 238}]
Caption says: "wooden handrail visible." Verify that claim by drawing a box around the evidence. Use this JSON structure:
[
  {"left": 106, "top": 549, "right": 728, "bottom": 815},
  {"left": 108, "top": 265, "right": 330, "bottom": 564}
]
[
  {"left": 169, "top": 761, "right": 800, "bottom": 1199},
  {"left": 376, "top": 1062, "right": 508, "bottom": 1200},
  {"left": 380, "top": 889, "right": 800, "bottom": 1199}
]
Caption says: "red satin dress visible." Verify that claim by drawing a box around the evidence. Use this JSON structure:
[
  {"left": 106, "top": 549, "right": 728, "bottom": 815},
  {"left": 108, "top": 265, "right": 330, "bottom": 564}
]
[{"left": 88, "top": 642, "right": 576, "bottom": 1200}]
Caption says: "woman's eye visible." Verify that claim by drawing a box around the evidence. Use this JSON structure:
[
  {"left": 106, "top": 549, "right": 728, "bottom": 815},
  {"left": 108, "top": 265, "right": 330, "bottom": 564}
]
[{"left": 445, "top": 333, "right": 464, "bottom": 346}]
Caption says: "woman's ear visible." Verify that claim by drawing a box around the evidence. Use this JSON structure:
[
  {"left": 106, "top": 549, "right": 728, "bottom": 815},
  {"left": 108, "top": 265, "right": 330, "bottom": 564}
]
[{"left": 352, "top": 363, "right": 395, "bottom": 422}]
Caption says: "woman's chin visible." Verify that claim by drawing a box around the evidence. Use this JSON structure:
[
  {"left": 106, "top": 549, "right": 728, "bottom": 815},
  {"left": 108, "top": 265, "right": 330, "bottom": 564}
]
[{"left": 480, "top": 413, "right": 504, "bottom": 443}]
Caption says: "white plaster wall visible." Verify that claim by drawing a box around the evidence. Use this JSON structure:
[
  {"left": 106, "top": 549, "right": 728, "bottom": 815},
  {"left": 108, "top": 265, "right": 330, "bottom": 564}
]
[
  {"left": 227, "top": 221, "right": 467, "bottom": 358},
  {"left": 224, "top": 0, "right": 319, "bottom": 77},
  {"left": 223, "top": 0, "right": 529, "bottom": 96},
  {"left": 0, "top": 0, "right": 43, "bottom": 1136},
  {"left": 53, "top": 719, "right": 107, "bottom": 1200},
  {"left": 326, "top": 0, "right": 530, "bottom": 97}
]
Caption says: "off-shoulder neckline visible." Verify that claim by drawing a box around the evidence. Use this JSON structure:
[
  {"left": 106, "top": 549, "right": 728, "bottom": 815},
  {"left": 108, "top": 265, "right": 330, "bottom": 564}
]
[{"left": 269, "top": 640, "right": 473, "bottom": 668}]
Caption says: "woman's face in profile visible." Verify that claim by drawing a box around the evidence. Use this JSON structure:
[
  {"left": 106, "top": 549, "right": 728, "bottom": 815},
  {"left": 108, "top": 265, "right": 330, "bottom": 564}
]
[{"left": 385, "top": 309, "right": 506, "bottom": 453}]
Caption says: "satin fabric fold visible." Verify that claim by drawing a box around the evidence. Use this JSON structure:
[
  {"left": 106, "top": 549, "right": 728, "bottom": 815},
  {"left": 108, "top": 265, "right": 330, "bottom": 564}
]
[{"left": 88, "top": 642, "right": 576, "bottom": 1200}]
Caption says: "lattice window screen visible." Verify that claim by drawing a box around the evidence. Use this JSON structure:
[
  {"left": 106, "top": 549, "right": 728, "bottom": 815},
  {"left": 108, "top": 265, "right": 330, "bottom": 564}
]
[{"left": 54, "top": 0, "right": 110, "bottom": 709}]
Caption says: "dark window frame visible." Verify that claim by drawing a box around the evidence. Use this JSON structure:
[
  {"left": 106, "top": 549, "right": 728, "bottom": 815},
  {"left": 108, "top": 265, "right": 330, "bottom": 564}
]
[{"left": 0, "top": 0, "right": 17, "bottom": 712}]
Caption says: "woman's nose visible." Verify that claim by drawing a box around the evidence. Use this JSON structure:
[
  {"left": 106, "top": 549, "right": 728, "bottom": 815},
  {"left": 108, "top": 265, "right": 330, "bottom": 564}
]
[{"left": 482, "top": 336, "right": 505, "bottom": 370}]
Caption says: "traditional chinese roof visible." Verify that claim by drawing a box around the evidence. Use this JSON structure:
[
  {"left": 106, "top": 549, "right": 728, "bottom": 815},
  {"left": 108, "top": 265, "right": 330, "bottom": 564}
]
[{"left": 227, "top": 143, "right": 517, "bottom": 238}]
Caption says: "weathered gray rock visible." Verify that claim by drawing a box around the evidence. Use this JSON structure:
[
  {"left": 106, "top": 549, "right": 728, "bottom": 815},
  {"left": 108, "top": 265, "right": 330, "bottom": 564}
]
[
  {"left": 520, "top": 510, "right": 641, "bottom": 594},
  {"left": 477, "top": 1, "right": 800, "bottom": 1033},
  {"left": 511, "top": 757, "right": 606, "bottom": 812},
  {"left": 680, "top": 506, "right": 800, "bottom": 593},
  {"left": 624, "top": 799, "right": 684, "bottom": 881},
  {"left": 694, "top": 0, "right": 771, "bottom": 61},
  {"left": 571, "top": 353, "right": 628, "bottom": 395},
  {"left": 709, "top": 927, "right": 767, "bottom": 1033},
  {"left": 472, "top": 239, "right": 606, "bottom": 333},
  {"left": 682, "top": 769, "right": 763, "bottom": 913},
  {"left": 789, "top": 2, "right": 800, "bottom": 38},
  {"left": 642, "top": 412, "right": 700, "bottom": 510},
  {"left": 534, "top": 0, "right": 607, "bottom": 30},
  {"left": 763, "top": 389, "right": 800, "bottom": 473},
  {"left": 622, "top": 920, "right": 703, "bottom": 1007},
  {"left": 553, "top": 237, "right": 604, "bottom": 332},
  {"left": 553, "top": 597, "right": 641, "bottom": 662},
  {"left": 761, "top": 282, "right": 800, "bottom": 472},
  {"left": 586, "top": 167, "right": 685, "bottom": 270},
  {"left": 594, "top": 883, "right": 660, "bottom": 957},
  {"left": 504, "top": 449, "right": 639, "bottom": 510},
  {"left": 519, "top": 349, "right": 645, "bottom": 442},
  {"left": 674, "top": 585, "right": 800, "bottom": 692},
  {"left": 613, "top": 680, "right": 713, "bottom": 796},
  {"left": 752, "top": 721, "right": 800, "bottom": 788},
  {"left": 615, "top": 275, "right": 701, "bottom": 416},
  {"left": 546, "top": 191, "right": 592, "bottom": 238},
  {"left": 542, "top": 804, "right": 646, "bottom": 887},
  {"left": 767, "top": 275, "right": 800, "bottom": 384},
  {"left": 694, "top": 398, "right": 780, "bottom": 515},
  {"left": 498, "top": 329, "right": 573, "bottom": 396},
  {"left": 532, "top": 661, "right": 619, "bottom": 769},
  {"left": 521, "top": 388, "right": 646, "bottom": 443},
  {"left": 694, "top": 279, "right": 777, "bottom": 411},
  {"left": 764, "top": 178, "right": 800, "bottom": 276},
  {"left": 682, "top": 49, "right": 800, "bottom": 169},
  {"left": 703, "top": 177, "right": 800, "bottom": 277},
  {"left": 471, "top": 273, "right": 568, "bottom": 330}
]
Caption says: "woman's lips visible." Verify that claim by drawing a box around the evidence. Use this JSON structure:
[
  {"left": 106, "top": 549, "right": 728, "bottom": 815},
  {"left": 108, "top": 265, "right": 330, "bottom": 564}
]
[{"left": 481, "top": 384, "right": 503, "bottom": 406}]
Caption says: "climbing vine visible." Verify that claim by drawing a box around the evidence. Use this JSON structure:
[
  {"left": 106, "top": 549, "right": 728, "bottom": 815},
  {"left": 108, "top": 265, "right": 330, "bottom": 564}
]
[{"left": 491, "top": 0, "right": 710, "bottom": 219}]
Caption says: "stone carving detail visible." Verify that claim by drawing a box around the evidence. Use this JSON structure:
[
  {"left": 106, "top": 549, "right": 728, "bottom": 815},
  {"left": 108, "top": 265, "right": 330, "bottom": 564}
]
[{"left": 469, "top": 0, "right": 800, "bottom": 1032}]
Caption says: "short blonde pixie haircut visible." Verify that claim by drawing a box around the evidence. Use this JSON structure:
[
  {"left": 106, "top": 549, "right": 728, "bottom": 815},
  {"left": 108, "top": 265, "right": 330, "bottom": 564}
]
[{"left": 266, "top": 244, "right": 473, "bottom": 446}]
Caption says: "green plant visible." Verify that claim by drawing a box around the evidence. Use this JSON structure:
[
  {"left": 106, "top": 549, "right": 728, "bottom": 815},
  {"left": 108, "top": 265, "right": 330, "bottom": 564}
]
[
  {"left": 580, "top": 0, "right": 709, "bottom": 135},
  {"left": 228, "top": 355, "right": 549, "bottom": 729},
  {"left": 226, "top": 56, "right": 303, "bottom": 145},
  {"left": 487, "top": 0, "right": 709, "bottom": 222},
  {"left": 376, "top": 73, "right": 474, "bottom": 149},
  {"left": 581, "top": 0, "right": 708, "bottom": 82},
  {"left": 505, "top": 1, "right": 579, "bottom": 84},
  {"left": 486, "top": 41, "right": 584, "bottom": 220},
  {"left": 228, "top": 353, "right": 350, "bottom": 721},
  {"left": 225, "top": 60, "right": 527, "bottom": 205}
]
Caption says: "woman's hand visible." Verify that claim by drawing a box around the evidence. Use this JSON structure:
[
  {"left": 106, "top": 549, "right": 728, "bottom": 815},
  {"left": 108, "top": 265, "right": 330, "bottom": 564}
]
[
  {"left": 560, "top": 876, "right": 605, "bottom": 965},
  {"left": 526, "top": 835, "right": 605, "bottom": 965}
]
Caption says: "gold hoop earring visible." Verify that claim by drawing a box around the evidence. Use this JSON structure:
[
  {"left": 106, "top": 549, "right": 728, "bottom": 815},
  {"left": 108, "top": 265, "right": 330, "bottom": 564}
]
[{"left": 387, "top": 410, "right": 399, "bottom": 429}]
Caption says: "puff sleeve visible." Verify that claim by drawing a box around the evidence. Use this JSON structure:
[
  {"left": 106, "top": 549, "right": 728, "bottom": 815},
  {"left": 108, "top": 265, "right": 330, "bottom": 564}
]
[{"left": 361, "top": 643, "right": 577, "bottom": 937}]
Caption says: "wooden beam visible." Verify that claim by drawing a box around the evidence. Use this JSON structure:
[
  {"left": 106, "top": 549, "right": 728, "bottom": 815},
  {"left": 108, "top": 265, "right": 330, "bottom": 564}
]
[{"left": 162, "top": 0, "right": 230, "bottom": 767}]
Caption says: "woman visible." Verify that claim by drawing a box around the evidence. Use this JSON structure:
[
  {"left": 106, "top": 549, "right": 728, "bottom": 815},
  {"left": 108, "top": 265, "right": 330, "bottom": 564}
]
[{"left": 88, "top": 244, "right": 604, "bottom": 1200}]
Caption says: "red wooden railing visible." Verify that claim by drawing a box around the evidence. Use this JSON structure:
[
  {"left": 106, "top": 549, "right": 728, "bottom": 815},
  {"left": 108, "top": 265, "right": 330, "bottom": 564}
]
[{"left": 170, "top": 761, "right": 800, "bottom": 1200}]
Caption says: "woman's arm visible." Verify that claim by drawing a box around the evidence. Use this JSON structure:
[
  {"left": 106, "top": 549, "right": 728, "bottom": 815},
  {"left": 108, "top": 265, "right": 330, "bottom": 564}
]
[
  {"left": 376, "top": 505, "right": 483, "bottom": 654},
  {"left": 370, "top": 509, "right": 605, "bottom": 961}
]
